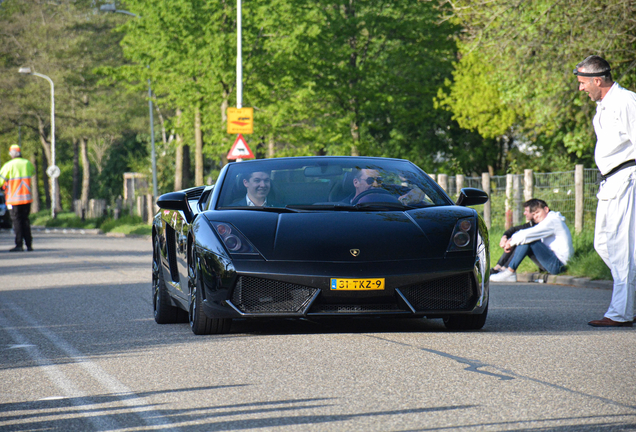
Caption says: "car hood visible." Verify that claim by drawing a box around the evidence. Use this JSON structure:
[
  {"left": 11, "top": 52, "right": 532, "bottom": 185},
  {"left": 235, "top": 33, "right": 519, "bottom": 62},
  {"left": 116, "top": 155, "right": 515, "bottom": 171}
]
[{"left": 207, "top": 207, "right": 475, "bottom": 262}]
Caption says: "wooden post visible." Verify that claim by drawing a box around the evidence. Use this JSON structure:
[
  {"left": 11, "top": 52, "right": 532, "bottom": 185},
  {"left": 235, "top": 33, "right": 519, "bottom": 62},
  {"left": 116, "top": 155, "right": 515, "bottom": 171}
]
[
  {"left": 524, "top": 169, "right": 533, "bottom": 201},
  {"left": 438, "top": 174, "right": 448, "bottom": 193},
  {"left": 575, "top": 164, "right": 584, "bottom": 234},
  {"left": 513, "top": 175, "right": 522, "bottom": 225},
  {"left": 482, "top": 172, "right": 491, "bottom": 230},
  {"left": 505, "top": 174, "right": 513, "bottom": 230},
  {"left": 147, "top": 193, "right": 154, "bottom": 225},
  {"left": 456, "top": 174, "right": 465, "bottom": 198},
  {"left": 429, "top": 173, "right": 436, "bottom": 183}
]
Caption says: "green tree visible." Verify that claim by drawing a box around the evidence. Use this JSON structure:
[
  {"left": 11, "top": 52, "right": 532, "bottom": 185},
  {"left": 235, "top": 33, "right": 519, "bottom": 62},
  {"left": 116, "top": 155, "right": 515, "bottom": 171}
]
[{"left": 437, "top": 0, "right": 636, "bottom": 173}]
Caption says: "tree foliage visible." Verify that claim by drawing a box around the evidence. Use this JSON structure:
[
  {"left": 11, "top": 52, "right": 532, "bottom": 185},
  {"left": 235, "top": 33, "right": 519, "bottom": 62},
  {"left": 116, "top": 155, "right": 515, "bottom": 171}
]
[{"left": 437, "top": 0, "right": 636, "bottom": 173}]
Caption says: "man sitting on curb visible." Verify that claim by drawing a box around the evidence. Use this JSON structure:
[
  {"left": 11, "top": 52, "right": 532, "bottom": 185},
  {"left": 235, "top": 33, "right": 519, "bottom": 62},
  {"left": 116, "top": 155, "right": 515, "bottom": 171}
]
[
  {"left": 490, "top": 199, "right": 574, "bottom": 282},
  {"left": 491, "top": 204, "right": 536, "bottom": 274}
]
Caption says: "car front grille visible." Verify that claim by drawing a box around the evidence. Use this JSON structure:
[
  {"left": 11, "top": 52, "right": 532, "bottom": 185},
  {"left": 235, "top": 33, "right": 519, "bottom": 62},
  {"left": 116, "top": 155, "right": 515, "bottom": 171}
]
[
  {"left": 230, "top": 276, "right": 318, "bottom": 314},
  {"left": 397, "top": 273, "right": 477, "bottom": 311}
]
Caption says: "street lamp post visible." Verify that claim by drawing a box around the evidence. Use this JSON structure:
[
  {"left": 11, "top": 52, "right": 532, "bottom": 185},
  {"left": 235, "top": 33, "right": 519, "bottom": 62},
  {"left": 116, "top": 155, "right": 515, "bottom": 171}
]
[
  {"left": 100, "top": 3, "right": 158, "bottom": 201},
  {"left": 18, "top": 67, "right": 58, "bottom": 219}
]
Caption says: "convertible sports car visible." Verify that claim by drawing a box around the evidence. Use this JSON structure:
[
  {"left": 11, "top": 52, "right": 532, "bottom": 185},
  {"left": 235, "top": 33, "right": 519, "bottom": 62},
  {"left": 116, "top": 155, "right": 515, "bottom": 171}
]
[{"left": 152, "top": 156, "right": 489, "bottom": 334}]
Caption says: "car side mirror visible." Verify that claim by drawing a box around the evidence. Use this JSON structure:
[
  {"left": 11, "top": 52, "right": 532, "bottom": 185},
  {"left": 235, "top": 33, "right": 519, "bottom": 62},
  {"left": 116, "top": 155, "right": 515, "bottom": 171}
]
[
  {"left": 456, "top": 188, "right": 489, "bottom": 206},
  {"left": 156, "top": 191, "right": 194, "bottom": 223}
]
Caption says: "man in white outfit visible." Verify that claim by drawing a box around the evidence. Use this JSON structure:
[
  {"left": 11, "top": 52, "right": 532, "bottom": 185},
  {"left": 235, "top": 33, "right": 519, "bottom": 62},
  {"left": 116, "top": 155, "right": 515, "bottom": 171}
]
[
  {"left": 490, "top": 199, "right": 574, "bottom": 283},
  {"left": 575, "top": 55, "right": 636, "bottom": 327}
]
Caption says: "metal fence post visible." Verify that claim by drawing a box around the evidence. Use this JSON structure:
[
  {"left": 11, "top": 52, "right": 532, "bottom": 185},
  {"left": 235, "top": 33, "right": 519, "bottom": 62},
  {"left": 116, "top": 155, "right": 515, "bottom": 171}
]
[{"left": 575, "top": 164, "right": 584, "bottom": 234}]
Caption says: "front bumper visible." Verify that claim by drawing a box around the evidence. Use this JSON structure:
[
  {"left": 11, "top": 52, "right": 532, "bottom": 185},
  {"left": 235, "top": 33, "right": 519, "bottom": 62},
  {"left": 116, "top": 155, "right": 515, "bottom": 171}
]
[{"left": 200, "top": 256, "right": 488, "bottom": 319}]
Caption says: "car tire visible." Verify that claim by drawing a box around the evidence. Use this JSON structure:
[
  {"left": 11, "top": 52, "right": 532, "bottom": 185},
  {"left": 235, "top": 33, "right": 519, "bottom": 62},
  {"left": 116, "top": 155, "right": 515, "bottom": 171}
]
[
  {"left": 189, "top": 252, "right": 231, "bottom": 335},
  {"left": 443, "top": 304, "right": 488, "bottom": 331},
  {"left": 152, "top": 237, "right": 184, "bottom": 324}
]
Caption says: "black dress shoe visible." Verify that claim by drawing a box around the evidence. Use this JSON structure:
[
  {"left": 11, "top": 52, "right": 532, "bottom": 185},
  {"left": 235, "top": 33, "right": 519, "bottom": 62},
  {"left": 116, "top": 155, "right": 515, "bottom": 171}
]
[
  {"left": 9, "top": 246, "right": 24, "bottom": 252},
  {"left": 26, "top": 246, "right": 34, "bottom": 251},
  {"left": 588, "top": 317, "right": 633, "bottom": 327}
]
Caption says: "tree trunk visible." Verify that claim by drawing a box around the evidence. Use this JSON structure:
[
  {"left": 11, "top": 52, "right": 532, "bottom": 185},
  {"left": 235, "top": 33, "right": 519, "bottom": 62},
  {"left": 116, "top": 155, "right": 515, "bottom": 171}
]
[
  {"left": 80, "top": 137, "right": 90, "bottom": 210},
  {"left": 174, "top": 143, "right": 183, "bottom": 191},
  {"left": 183, "top": 144, "right": 191, "bottom": 189},
  {"left": 30, "top": 150, "right": 39, "bottom": 213},
  {"left": 37, "top": 117, "right": 51, "bottom": 210},
  {"left": 37, "top": 115, "right": 60, "bottom": 213},
  {"left": 72, "top": 138, "right": 80, "bottom": 209},
  {"left": 220, "top": 91, "right": 230, "bottom": 167},
  {"left": 194, "top": 105, "right": 203, "bottom": 186},
  {"left": 174, "top": 108, "right": 184, "bottom": 190}
]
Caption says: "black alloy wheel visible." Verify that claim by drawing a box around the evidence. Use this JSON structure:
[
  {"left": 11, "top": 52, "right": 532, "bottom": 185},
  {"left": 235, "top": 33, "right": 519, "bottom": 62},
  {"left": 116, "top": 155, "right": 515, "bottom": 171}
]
[
  {"left": 152, "top": 236, "right": 184, "bottom": 324},
  {"left": 188, "top": 250, "right": 231, "bottom": 335}
]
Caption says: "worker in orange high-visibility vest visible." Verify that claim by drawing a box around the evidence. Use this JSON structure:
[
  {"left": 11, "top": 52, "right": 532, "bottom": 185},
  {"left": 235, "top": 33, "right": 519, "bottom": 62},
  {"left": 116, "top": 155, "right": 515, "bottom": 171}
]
[{"left": 0, "top": 145, "right": 35, "bottom": 251}]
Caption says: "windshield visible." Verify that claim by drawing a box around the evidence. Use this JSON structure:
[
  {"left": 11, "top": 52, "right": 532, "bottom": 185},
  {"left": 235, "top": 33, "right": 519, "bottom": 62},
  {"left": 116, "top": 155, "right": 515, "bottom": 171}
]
[{"left": 216, "top": 157, "right": 451, "bottom": 210}]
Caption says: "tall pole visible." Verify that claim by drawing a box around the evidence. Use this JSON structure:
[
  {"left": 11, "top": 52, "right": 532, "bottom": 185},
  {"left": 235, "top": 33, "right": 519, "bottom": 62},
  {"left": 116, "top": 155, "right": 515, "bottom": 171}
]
[
  {"left": 237, "top": 0, "right": 242, "bottom": 109},
  {"left": 32, "top": 72, "right": 56, "bottom": 219},
  {"left": 148, "top": 77, "right": 158, "bottom": 199}
]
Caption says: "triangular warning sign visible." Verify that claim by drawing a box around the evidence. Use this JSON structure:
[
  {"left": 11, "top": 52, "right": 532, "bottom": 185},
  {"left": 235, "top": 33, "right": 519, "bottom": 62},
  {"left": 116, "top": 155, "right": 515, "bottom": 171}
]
[{"left": 227, "top": 134, "right": 255, "bottom": 160}]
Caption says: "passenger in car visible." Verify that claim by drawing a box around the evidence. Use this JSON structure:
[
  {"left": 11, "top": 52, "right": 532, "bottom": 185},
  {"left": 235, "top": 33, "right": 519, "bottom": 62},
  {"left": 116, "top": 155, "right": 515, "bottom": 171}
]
[{"left": 231, "top": 170, "right": 276, "bottom": 207}]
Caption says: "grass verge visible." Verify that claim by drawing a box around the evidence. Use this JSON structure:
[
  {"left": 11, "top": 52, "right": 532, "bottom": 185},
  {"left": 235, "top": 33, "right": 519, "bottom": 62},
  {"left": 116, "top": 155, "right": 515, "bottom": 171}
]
[{"left": 30, "top": 210, "right": 152, "bottom": 236}]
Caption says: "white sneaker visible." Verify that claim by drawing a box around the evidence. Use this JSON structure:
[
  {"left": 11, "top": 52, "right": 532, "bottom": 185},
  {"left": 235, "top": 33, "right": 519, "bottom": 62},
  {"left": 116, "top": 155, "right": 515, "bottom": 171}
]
[{"left": 490, "top": 269, "right": 517, "bottom": 282}]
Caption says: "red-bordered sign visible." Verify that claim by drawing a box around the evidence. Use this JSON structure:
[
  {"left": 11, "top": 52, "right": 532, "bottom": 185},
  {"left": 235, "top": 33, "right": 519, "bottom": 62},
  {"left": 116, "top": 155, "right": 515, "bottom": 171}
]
[{"left": 227, "top": 134, "right": 255, "bottom": 160}]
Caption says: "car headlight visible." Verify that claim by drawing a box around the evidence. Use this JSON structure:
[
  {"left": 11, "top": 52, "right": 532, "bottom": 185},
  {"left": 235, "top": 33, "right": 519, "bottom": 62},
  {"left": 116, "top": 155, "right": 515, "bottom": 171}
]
[
  {"left": 210, "top": 222, "right": 256, "bottom": 254},
  {"left": 446, "top": 218, "right": 476, "bottom": 252}
]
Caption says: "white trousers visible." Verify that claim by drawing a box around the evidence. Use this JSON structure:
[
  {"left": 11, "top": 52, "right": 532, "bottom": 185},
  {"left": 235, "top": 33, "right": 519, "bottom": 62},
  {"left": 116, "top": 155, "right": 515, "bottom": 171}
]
[{"left": 594, "top": 168, "right": 636, "bottom": 322}]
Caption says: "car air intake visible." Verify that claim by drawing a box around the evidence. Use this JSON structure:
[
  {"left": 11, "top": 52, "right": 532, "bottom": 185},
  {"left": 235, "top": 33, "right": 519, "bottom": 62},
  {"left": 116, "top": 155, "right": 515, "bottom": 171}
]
[
  {"left": 231, "top": 277, "right": 318, "bottom": 314},
  {"left": 397, "top": 273, "right": 477, "bottom": 311}
]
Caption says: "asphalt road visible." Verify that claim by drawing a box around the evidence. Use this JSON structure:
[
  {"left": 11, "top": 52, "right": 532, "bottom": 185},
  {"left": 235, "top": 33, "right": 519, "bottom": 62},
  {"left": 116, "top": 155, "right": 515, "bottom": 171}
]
[{"left": 0, "top": 231, "right": 634, "bottom": 431}]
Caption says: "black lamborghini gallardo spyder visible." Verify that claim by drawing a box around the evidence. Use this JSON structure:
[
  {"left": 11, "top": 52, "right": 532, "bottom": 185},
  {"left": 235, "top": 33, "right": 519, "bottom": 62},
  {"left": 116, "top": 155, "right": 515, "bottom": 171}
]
[{"left": 152, "top": 156, "right": 489, "bottom": 334}]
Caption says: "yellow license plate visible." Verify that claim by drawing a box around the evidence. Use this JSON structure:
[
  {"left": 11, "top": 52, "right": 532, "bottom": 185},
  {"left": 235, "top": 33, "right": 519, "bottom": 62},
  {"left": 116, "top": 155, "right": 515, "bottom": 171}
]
[{"left": 330, "top": 278, "right": 385, "bottom": 291}]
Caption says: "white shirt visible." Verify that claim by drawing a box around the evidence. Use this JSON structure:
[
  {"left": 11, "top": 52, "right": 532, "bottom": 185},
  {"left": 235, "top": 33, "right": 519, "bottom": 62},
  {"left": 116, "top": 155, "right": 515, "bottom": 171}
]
[
  {"left": 508, "top": 211, "right": 574, "bottom": 265},
  {"left": 245, "top": 194, "right": 267, "bottom": 206},
  {"left": 593, "top": 82, "right": 636, "bottom": 175}
]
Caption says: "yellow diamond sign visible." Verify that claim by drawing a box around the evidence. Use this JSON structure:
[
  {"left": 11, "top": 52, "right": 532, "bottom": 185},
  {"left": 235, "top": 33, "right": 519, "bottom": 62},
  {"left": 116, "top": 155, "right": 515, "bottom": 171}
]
[{"left": 227, "top": 107, "right": 253, "bottom": 134}]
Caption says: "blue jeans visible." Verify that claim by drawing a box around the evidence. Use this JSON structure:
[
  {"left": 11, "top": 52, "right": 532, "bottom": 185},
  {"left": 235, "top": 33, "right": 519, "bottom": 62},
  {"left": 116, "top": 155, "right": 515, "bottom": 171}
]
[{"left": 507, "top": 241, "right": 565, "bottom": 274}]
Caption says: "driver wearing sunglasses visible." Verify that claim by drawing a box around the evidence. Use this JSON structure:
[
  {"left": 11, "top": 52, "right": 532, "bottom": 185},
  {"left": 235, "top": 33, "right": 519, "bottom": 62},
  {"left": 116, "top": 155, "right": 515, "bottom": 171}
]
[{"left": 350, "top": 169, "right": 382, "bottom": 202}]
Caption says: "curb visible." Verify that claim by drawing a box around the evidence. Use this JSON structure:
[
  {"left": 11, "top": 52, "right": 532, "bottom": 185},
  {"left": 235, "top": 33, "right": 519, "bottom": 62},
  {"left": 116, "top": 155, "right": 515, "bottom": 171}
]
[
  {"left": 31, "top": 227, "right": 103, "bottom": 235},
  {"left": 516, "top": 271, "right": 613, "bottom": 290}
]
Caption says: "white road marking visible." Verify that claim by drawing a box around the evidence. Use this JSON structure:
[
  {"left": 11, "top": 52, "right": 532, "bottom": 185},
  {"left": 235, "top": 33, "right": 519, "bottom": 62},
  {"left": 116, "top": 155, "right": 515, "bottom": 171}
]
[
  {"left": 0, "top": 309, "right": 121, "bottom": 431},
  {"left": 2, "top": 300, "right": 180, "bottom": 431}
]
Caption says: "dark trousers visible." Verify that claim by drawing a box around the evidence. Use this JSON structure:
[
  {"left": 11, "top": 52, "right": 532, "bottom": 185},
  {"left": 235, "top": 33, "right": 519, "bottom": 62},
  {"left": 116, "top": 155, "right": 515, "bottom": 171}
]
[{"left": 9, "top": 203, "right": 32, "bottom": 248}]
